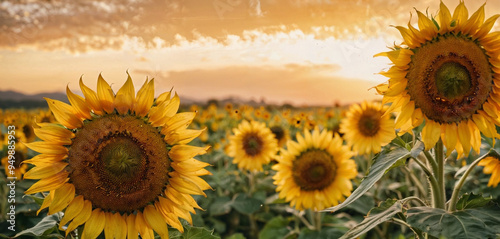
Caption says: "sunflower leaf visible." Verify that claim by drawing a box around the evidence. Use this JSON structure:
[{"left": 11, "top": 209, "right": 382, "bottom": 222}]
[
  {"left": 339, "top": 199, "right": 403, "bottom": 239},
  {"left": 407, "top": 204, "right": 500, "bottom": 239},
  {"left": 455, "top": 193, "right": 492, "bottom": 210},
  {"left": 14, "top": 213, "right": 62, "bottom": 238},
  {"left": 322, "top": 141, "right": 423, "bottom": 213}
]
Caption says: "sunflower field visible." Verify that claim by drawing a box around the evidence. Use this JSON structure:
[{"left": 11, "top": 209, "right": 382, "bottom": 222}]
[{"left": 1, "top": 1, "right": 500, "bottom": 239}]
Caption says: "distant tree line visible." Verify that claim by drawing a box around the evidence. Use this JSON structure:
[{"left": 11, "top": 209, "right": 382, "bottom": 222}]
[{"left": 0, "top": 100, "right": 48, "bottom": 109}]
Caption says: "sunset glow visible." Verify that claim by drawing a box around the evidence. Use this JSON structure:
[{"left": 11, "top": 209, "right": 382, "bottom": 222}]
[{"left": 1, "top": 0, "right": 499, "bottom": 105}]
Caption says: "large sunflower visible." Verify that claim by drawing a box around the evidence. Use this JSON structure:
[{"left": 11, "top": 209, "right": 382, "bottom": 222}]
[
  {"left": 340, "top": 101, "right": 395, "bottom": 155},
  {"left": 375, "top": 1, "right": 500, "bottom": 156},
  {"left": 478, "top": 156, "right": 500, "bottom": 187},
  {"left": 227, "top": 120, "right": 278, "bottom": 171},
  {"left": 23, "top": 74, "right": 211, "bottom": 238},
  {"left": 272, "top": 128, "right": 357, "bottom": 211}
]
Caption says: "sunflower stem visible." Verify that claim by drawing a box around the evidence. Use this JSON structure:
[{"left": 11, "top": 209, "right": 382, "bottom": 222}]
[
  {"left": 414, "top": 153, "right": 440, "bottom": 207},
  {"left": 314, "top": 210, "right": 322, "bottom": 231},
  {"left": 434, "top": 140, "right": 446, "bottom": 209},
  {"left": 448, "top": 152, "right": 490, "bottom": 211}
]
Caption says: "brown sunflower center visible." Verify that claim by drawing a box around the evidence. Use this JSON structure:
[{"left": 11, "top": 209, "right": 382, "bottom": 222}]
[
  {"left": 69, "top": 114, "right": 169, "bottom": 213},
  {"left": 242, "top": 133, "right": 263, "bottom": 156},
  {"left": 407, "top": 35, "right": 492, "bottom": 124},
  {"left": 13, "top": 151, "right": 25, "bottom": 168},
  {"left": 357, "top": 108, "right": 381, "bottom": 137},
  {"left": 270, "top": 126, "right": 285, "bottom": 142},
  {"left": 292, "top": 149, "right": 337, "bottom": 191}
]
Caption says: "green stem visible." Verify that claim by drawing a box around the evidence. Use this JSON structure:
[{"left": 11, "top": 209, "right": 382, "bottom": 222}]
[
  {"left": 424, "top": 150, "right": 438, "bottom": 176},
  {"left": 314, "top": 211, "right": 322, "bottom": 231},
  {"left": 414, "top": 153, "right": 442, "bottom": 208},
  {"left": 448, "top": 152, "right": 490, "bottom": 211},
  {"left": 434, "top": 140, "right": 446, "bottom": 209}
]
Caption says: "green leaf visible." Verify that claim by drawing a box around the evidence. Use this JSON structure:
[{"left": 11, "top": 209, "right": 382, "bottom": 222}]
[
  {"left": 14, "top": 213, "right": 62, "bottom": 238},
  {"left": 226, "top": 233, "right": 246, "bottom": 239},
  {"left": 344, "top": 194, "right": 375, "bottom": 215},
  {"left": 183, "top": 227, "right": 220, "bottom": 239},
  {"left": 298, "top": 227, "right": 345, "bottom": 239},
  {"left": 209, "top": 196, "right": 232, "bottom": 216},
  {"left": 407, "top": 205, "right": 500, "bottom": 239},
  {"left": 259, "top": 216, "right": 292, "bottom": 239},
  {"left": 339, "top": 199, "right": 403, "bottom": 239},
  {"left": 456, "top": 193, "right": 492, "bottom": 210},
  {"left": 231, "top": 194, "right": 262, "bottom": 215},
  {"left": 323, "top": 141, "right": 423, "bottom": 213}
]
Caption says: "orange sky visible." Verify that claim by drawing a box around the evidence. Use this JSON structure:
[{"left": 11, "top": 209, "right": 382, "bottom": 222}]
[{"left": 1, "top": 0, "right": 499, "bottom": 105}]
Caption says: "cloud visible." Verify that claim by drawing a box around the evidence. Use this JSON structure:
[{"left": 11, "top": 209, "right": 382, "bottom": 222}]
[
  {"left": 133, "top": 63, "right": 379, "bottom": 106},
  {"left": 4, "top": 0, "right": 498, "bottom": 52}
]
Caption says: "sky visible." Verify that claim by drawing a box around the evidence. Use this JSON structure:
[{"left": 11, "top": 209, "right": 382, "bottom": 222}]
[{"left": 1, "top": 0, "right": 499, "bottom": 106}]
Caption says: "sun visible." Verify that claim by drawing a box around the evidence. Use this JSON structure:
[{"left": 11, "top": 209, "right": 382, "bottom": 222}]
[
  {"left": 227, "top": 120, "right": 278, "bottom": 171},
  {"left": 340, "top": 101, "right": 395, "bottom": 155},
  {"left": 272, "top": 128, "right": 357, "bottom": 211},
  {"left": 374, "top": 1, "right": 500, "bottom": 157},
  {"left": 23, "top": 74, "right": 211, "bottom": 238}
]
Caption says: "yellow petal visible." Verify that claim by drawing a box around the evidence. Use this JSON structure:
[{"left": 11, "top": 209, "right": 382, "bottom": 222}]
[
  {"left": 135, "top": 211, "right": 154, "bottom": 239},
  {"left": 114, "top": 213, "right": 127, "bottom": 239},
  {"left": 80, "top": 77, "right": 103, "bottom": 115},
  {"left": 23, "top": 154, "right": 66, "bottom": 166},
  {"left": 438, "top": 1, "right": 452, "bottom": 33},
  {"left": 24, "top": 162, "right": 67, "bottom": 179},
  {"left": 81, "top": 209, "right": 105, "bottom": 239},
  {"left": 156, "top": 89, "right": 172, "bottom": 106},
  {"left": 127, "top": 214, "right": 139, "bottom": 239},
  {"left": 24, "top": 141, "right": 68, "bottom": 155},
  {"left": 97, "top": 74, "right": 115, "bottom": 114},
  {"left": 135, "top": 79, "right": 154, "bottom": 117},
  {"left": 457, "top": 120, "right": 472, "bottom": 156},
  {"left": 169, "top": 176, "right": 206, "bottom": 196},
  {"left": 144, "top": 205, "right": 169, "bottom": 239},
  {"left": 395, "top": 26, "right": 418, "bottom": 48},
  {"left": 452, "top": 1, "right": 468, "bottom": 30},
  {"left": 48, "top": 183, "right": 75, "bottom": 215},
  {"left": 115, "top": 74, "right": 135, "bottom": 114},
  {"left": 33, "top": 124, "right": 74, "bottom": 145},
  {"left": 462, "top": 3, "right": 485, "bottom": 35},
  {"left": 169, "top": 145, "right": 210, "bottom": 162},
  {"left": 37, "top": 191, "right": 53, "bottom": 215},
  {"left": 442, "top": 123, "right": 458, "bottom": 156},
  {"left": 59, "top": 195, "right": 84, "bottom": 230},
  {"left": 162, "top": 112, "right": 196, "bottom": 134},
  {"left": 66, "top": 200, "right": 92, "bottom": 235},
  {"left": 416, "top": 10, "right": 437, "bottom": 39},
  {"left": 421, "top": 120, "right": 441, "bottom": 150},
  {"left": 395, "top": 101, "right": 414, "bottom": 129},
  {"left": 165, "top": 128, "right": 205, "bottom": 145},
  {"left": 104, "top": 212, "right": 116, "bottom": 239},
  {"left": 154, "top": 199, "right": 184, "bottom": 232},
  {"left": 476, "top": 14, "right": 500, "bottom": 39},
  {"left": 66, "top": 85, "right": 91, "bottom": 120},
  {"left": 468, "top": 120, "right": 481, "bottom": 154},
  {"left": 25, "top": 171, "right": 69, "bottom": 195},
  {"left": 44, "top": 98, "right": 82, "bottom": 129}
]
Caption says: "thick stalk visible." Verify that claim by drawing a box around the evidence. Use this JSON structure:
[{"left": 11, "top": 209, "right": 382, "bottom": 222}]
[
  {"left": 415, "top": 153, "right": 441, "bottom": 208},
  {"left": 448, "top": 153, "right": 490, "bottom": 211},
  {"left": 314, "top": 211, "right": 322, "bottom": 231},
  {"left": 434, "top": 140, "right": 446, "bottom": 209}
]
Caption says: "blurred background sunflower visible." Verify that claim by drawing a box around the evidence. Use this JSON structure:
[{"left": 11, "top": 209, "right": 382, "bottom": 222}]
[
  {"left": 227, "top": 120, "right": 278, "bottom": 171},
  {"left": 340, "top": 101, "right": 395, "bottom": 155},
  {"left": 272, "top": 128, "right": 357, "bottom": 211}
]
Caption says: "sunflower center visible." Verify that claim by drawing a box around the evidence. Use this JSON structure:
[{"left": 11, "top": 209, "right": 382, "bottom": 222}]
[
  {"left": 292, "top": 149, "right": 337, "bottom": 191},
  {"left": 435, "top": 62, "right": 471, "bottom": 100},
  {"left": 357, "top": 109, "right": 381, "bottom": 137},
  {"left": 243, "top": 133, "right": 263, "bottom": 156},
  {"left": 101, "top": 137, "right": 142, "bottom": 177},
  {"left": 69, "top": 114, "right": 169, "bottom": 213},
  {"left": 407, "top": 35, "right": 492, "bottom": 124},
  {"left": 13, "top": 151, "right": 25, "bottom": 168},
  {"left": 270, "top": 126, "right": 285, "bottom": 142}
]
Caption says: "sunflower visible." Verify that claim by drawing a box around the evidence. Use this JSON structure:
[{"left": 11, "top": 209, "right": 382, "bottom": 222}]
[
  {"left": 270, "top": 125, "right": 289, "bottom": 148},
  {"left": 375, "top": 1, "right": 500, "bottom": 157},
  {"left": 272, "top": 128, "right": 358, "bottom": 211},
  {"left": 340, "top": 101, "right": 395, "bottom": 155},
  {"left": 23, "top": 74, "right": 211, "bottom": 238},
  {"left": 227, "top": 120, "right": 278, "bottom": 171},
  {"left": 478, "top": 156, "right": 500, "bottom": 187}
]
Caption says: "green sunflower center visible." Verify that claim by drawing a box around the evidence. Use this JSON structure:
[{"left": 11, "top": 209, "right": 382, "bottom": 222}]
[
  {"left": 435, "top": 61, "right": 471, "bottom": 100},
  {"left": 243, "top": 133, "right": 263, "bottom": 156},
  {"left": 407, "top": 35, "right": 492, "bottom": 124},
  {"left": 357, "top": 108, "right": 381, "bottom": 137},
  {"left": 69, "top": 114, "right": 169, "bottom": 213},
  {"left": 101, "top": 137, "right": 142, "bottom": 177},
  {"left": 292, "top": 149, "right": 337, "bottom": 191}
]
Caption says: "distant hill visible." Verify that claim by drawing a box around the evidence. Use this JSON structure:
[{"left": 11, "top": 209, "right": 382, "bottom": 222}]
[{"left": 0, "top": 90, "right": 68, "bottom": 109}]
